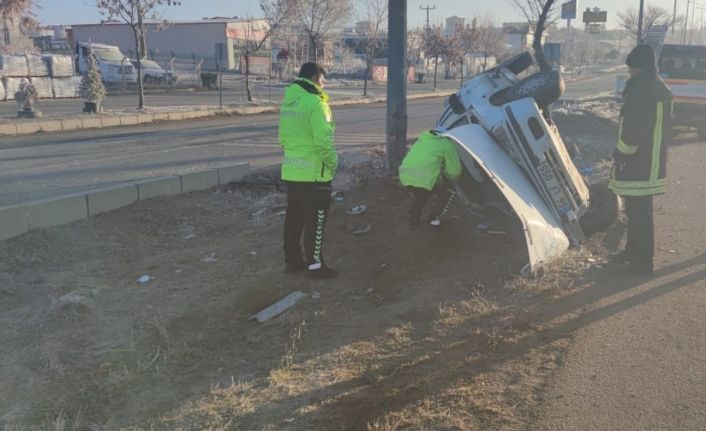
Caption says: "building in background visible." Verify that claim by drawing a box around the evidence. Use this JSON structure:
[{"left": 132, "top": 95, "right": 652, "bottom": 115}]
[
  {"left": 0, "top": 18, "right": 34, "bottom": 53},
  {"left": 503, "top": 22, "right": 546, "bottom": 53},
  {"left": 445, "top": 16, "right": 465, "bottom": 37},
  {"left": 68, "top": 18, "right": 269, "bottom": 71}
]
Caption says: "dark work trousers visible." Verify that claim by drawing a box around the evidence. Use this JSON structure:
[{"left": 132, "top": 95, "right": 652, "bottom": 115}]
[
  {"left": 408, "top": 180, "right": 456, "bottom": 225},
  {"left": 624, "top": 195, "right": 654, "bottom": 267},
  {"left": 283, "top": 181, "right": 332, "bottom": 267}
]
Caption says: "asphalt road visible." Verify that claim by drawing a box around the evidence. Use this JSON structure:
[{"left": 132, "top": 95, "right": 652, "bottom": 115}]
[
  {"left": 0, "top": 98, "right": 443, "bottom": 206},
  {"left": 0, "top": 70, "right": 619, "bottom": 207},
  {"left": 532, "top": 134, "right": 706, "bottom": 430}
]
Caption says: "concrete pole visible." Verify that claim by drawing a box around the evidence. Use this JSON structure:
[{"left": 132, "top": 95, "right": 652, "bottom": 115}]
[
  {"left": 386, "top": 0, "right": 408, "bottom": 173},
  {"left": 637, "top": 0, "right": 645, "bottom": 43}
]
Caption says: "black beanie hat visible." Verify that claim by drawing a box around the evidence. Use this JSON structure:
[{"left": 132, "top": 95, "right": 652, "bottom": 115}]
[{"left": 626, "top": 44, "right": 657, "bottom": 70}]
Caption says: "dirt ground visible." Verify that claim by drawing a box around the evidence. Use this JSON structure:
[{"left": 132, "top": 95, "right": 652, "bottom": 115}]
[{"left": 1, "top": 105, "right": 621, "bottom": 430}]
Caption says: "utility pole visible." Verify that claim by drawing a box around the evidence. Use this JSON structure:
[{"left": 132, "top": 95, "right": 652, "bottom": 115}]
[
  {"left": 684, "top": 0, "right": 691, "bottom": 43},
  {"left": 420, "top": 4, "right": 436, "bottom": 29},
  {"left": 637, "top": 0, "right": 645, "bottom": 43},
  {"left": 387, "top": 0, "right": 408, "bottom": 173},
  {"left": 673, "top": 0, "right": 679, "bottom": 34}
]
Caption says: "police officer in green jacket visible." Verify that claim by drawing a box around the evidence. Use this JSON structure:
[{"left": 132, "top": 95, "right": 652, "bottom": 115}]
[
  {"left": 399, "top": 129, "right": 462, "bottom": 228},
  {"left": 609, "top": 45, "right": 673, "bottom": 275},
  {"left": 279, "top": 62, "right": 339, "bottom": 278}
]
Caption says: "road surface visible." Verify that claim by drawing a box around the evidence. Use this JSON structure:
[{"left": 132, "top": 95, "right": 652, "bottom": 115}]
[
  {"left": 532, "top": 135, "right": 706, "bottom": 430},
  {"left": 0, "top": 98, "right": 443, "bottom": 206}
]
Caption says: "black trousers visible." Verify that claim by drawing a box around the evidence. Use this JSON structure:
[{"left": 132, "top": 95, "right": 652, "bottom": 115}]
[
  {"left": 408, "top": 180, "right": 455, "bottom": 224},
  {"left": 283, "top": 181, "right": 332, "bottom": 267},
  {"left": 624, "top": 195, "right": 654, "bottom": 267}
]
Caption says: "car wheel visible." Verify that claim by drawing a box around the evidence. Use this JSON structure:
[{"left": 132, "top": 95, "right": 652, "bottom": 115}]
[
  {"left": 579, "top": 182, "right": 620, "bottom": 237},
  {"left": 491, "top": 71, "right": 565, "bottom": 109}
]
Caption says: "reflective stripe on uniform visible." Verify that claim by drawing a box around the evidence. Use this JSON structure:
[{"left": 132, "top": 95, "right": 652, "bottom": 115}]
[
  {"left": 609, "top": 178, "right": 666, "bottom": 196},
  {"left": 650, "top": 101, "right": 664, "bottom": 182},
  {"left": 616, "top": 119, "right": 638, "bottom": 155}
]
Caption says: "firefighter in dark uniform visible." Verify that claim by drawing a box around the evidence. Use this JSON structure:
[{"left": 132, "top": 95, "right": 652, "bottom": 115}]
[{"left": 609, "top": 44, "right": 673, "bottom": 275}]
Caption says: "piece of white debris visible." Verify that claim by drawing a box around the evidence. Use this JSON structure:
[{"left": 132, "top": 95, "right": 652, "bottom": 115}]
[
  {"left": 201, "top": 253, "right": 219, "bottom": 262},
  {"left": 248, "top": 251, "right": 257, "bottom": 256},
  {"left": 311, "top": 291, "right": 321, "bottom": 300},
  {"left": 668, "top": 249, "right": 677, "bottom": 254},
  {"left": 347, "top": 204, "right": 368, "bottom": 215},
  {"left": 366, "top": 288, "right": 374, "bottom": 294},
  {"left": 137, "top": 275, "right": 154, "bottom": 284},
  {"left": 250, "top": 291, "right": 308, "bottom": 323},
  {"left": 175, "top": 269, "right": 183, "bottom": 273}
]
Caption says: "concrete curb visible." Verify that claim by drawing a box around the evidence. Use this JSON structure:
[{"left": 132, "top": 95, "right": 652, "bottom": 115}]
[
  {"left": 0, "top": 162, "right": 251, "bottom": 242},
  {"left": 0, "top": 90, "right": 455, "bottom": 137}
]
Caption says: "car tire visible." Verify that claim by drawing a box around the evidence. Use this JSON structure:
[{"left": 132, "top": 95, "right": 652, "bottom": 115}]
[
  {"left": 579, "top": 182, "right": 620, "bottom": 237},
  {"left": 491, "top": 71, "right": 565, "bottom": 109}
]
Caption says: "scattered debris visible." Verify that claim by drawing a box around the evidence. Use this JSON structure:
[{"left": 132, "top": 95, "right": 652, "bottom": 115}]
[
  {"left": 201, "top": 253, "right": 218, "bottom": 262},
  {"left": 137, "top": 275, "right": 154, "bottom": 284},
  {"left": 346, "top": 204, "right": 368, "bottom": 215},
  {"left": 250, "top": 291, "right": 308, "bottom": 323},
  {"left": 331, "top": 191, "right": 345, "bottom": 202},
  {"left": 352, "top": 223, "right": 372, "bottom": 235}
]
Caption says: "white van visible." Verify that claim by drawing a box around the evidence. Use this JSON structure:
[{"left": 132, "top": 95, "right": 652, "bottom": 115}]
[{"left": 77, "top": 42, "right": 136, "bottom": 84}]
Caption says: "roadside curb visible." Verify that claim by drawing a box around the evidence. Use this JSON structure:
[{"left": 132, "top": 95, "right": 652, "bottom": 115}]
[
  {"left": 0, "top": 90, "right": 455, "bottom": 137},
  {"left": 0, "top": 163, "right": 250, "bottom": 242}
]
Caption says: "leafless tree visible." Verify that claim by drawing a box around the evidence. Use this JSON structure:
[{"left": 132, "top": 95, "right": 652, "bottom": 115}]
[
  {"left": 0, "top": 0, "right": 34, "bottom": 46},
  {"left": 357, "top": 0, "right": 387, "bottom": 96},
  {"left": 618, "top": 4, "right": 672, "bottom": 38},
  {"left": 240, "top": 0, "right": 299, "bottom": 101},
  {"left": 507, "top": 0, "right": 559, "bottom": 28},
  {"left": 443, "top": 27, "right": 465, "bottom": 79},
  {"left": 422, "top": 25, "right": 445, "bottom": 89},
  {"left": 469, "top": 16, "right": 506, "bottom": 72},
  {"left": 295, "top": 0, "right": 352, "bottom": 61},
  {"left": 96, "top": 0, "right": 181, "bottom": 109}
]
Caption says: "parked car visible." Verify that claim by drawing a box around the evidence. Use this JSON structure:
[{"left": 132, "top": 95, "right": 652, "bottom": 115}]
[
  {"left": 77, "top": 42, "right": 136, "bottom": 84},
  {"left": 436, "top": 52, "right": 618, "bottom": 273},
  {"left": 132, "top": 59, "right": 177, "bottom": 85}
]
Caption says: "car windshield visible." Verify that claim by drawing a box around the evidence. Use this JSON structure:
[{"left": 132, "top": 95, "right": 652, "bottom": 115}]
[
  {"left": 136, "top": 60, "right": 162, "bottom": 69},
  {"left": 93, "top": 48, "right": 125, "bottom": 62},
  {"left": 660, "top": 45, "right": 706, "bottom": 80}
]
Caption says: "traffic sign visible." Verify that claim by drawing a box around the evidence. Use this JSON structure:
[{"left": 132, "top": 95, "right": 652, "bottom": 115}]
[{"left": 561, "top": 0, "right": 577, "bottom": 20}]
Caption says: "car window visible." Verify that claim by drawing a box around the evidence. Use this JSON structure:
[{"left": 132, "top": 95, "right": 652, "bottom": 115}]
[{"left": 660, "top": 46, "right": 706, "bottom": 80}]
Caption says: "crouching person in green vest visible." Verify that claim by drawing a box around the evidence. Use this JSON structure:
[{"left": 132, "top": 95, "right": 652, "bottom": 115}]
[
  {"left": 279, "top": 62, "right": 338, "bottom": 279},
  {"left": 399, "top": 129, "right": 462, "bottom": 229},
  {"left": 608, "top": 44, "right": 673, "bottom": 275}
]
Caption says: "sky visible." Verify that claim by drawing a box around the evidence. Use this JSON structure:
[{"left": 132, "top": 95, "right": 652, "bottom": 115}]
[{"left": 36, "top": 0, "right": 655, "bottom": 29}]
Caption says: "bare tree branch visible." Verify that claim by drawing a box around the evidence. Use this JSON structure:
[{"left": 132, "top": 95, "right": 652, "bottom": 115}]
[
  {"left": 618, "top": 4, "right": 673, "bottom": 37},
  {"left": 96, "top": 0, "right": 181, "bottom": 109}
]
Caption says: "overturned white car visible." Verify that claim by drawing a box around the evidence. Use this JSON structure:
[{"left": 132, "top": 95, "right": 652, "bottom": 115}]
[{"left": 437, "top": 52, "right": 618, "bottom": 273}]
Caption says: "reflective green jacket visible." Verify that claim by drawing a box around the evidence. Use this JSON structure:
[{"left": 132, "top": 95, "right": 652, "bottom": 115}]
[
  {"left": 399, "top": 131, "right": 462, "bottom": 191},
  {"left": 609, "top": 72, "right": 673, "bottom": 196},
  {"left": 278, "top": 78, "right": 337, "bottom": 182}
]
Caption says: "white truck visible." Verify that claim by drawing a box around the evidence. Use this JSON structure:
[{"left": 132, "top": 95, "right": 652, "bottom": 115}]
[
  {"left": 76, "top": 42, "right": 136, "bottom": 84},
  {"left": 658, "top": 44, "right": 706, "bottom": 139}
]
